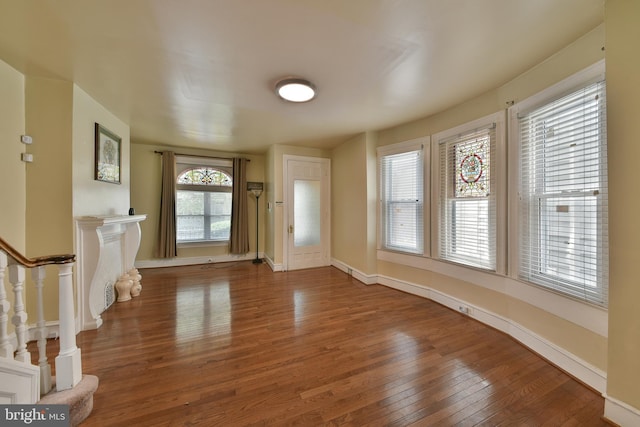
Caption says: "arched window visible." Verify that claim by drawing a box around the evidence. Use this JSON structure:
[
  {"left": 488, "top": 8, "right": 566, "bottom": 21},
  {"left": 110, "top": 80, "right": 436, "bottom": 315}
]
[
  {"left": 177, "top": 168, "right": 232, "bottom": 187},
  {"left": 175, "top": 160, "right": 233, "bottom": 243}
]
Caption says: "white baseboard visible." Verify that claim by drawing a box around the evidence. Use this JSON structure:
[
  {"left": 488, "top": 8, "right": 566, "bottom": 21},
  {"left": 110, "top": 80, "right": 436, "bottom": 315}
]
[
  {"left": 605, "top": 395, "right": 640, "bottom": 427},
  {"left": 263, "top": 254, "right": 283, "bottom": 272},
  {"left": 375, "top": 273, "right": 607, "bottom": 394},
  {"left": 330, "top": 258, "right": 377, "bottom": 285},
  {"left": 135, "top": 252, "right": 263, "bottom": 269}
]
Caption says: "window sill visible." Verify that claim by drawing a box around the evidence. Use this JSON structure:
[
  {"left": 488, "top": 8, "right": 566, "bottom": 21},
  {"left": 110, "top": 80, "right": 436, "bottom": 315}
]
[{"left": 177, "top": 240, "right": 229, "bottom": 248}]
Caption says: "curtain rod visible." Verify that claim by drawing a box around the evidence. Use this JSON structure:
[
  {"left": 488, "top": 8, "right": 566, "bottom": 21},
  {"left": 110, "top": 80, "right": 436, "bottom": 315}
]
[{"left": 154, "top": 150, "right": 250, "bottom": 162}]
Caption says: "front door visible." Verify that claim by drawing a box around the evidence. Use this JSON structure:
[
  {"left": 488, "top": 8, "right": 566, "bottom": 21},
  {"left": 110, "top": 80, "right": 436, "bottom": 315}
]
[{"left": 284, "top": 156, "right": 330, "bottom": 270}]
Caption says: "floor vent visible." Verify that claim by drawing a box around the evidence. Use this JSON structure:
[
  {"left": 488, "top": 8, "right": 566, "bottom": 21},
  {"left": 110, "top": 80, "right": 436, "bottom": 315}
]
[{"left": 104, "top": 281, "right": 115, "bottom": 310}]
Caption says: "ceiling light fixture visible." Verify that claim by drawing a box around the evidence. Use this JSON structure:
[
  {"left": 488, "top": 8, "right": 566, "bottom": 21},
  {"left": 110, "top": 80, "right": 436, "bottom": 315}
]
[{"left": 275, "top": 78, "right": 316, "bottom": 103}]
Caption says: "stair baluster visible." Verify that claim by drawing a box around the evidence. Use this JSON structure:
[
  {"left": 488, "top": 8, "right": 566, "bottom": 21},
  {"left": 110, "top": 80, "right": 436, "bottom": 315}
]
[
  {"left": 0, "top": 252, "right": 12, "bottom": 359},
  {"left": 32, "top": 266, "right": 52, "bottom": 394},
  {"left": 8, "top": 264, "right": 30, "bottom": 364}
]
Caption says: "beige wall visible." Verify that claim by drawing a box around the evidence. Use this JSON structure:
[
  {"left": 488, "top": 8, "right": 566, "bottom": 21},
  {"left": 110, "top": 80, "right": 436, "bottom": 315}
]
[
  {"left": 72, "top": 85, "right": 130, "bottom": 217},
  {"left": 130, "top": 143, "right": 265, "bottom": 261},
  {"left": 24, "top": 77, "right": 74, "bottom": 257},
  {"left": 365, "top": 24, "right": 609, "bottom": 373},
  {"left": 24, "top": 77, "right": 74, "bottom": 319},
  {"left": 605, "top": 0, "right": 640, "bottom": 410},
  {"left": 331, "top": 133, "right": 377, "bottom": 275},
  {"left": 0, "top": 60, "right": 26, "bottom": 251},
  {"left": 22, "top": 77, "right": 131, "bottom": 320}
]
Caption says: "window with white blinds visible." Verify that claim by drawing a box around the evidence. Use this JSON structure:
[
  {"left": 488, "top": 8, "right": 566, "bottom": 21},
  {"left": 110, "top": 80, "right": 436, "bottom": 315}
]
[
  {"left": 379, "top": 143, "right": 424, "bottom": 254},
  {"left": 438, "top": 124, "right": 497, "bottom": 270},
  {"left": 175, "top": 156, "right": 233, "bottom": 243},
  {"left": 516, "top": 78, "right": 608, "bottom": 306}
]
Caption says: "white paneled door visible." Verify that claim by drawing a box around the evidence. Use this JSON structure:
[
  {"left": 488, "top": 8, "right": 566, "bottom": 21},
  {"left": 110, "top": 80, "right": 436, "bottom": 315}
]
[{"left": 284, "top": 156, "right": 330, "bottom": 271}]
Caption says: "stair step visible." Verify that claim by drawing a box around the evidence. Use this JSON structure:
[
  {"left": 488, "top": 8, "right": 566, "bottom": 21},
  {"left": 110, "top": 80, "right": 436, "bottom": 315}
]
[{"left": 38, "top": 375, "right": 99, "bottom": 426}]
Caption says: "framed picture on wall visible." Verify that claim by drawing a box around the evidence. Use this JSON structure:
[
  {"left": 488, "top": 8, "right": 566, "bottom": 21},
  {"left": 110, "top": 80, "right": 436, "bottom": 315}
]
[{"left": 94, "top": 122, "right": 121, "bottom": 184}]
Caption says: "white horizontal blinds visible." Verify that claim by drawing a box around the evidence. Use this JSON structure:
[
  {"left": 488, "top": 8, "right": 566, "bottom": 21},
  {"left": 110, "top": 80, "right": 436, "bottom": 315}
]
[
  {"left": 439, "top": 125, "right": 496, "bottom": 270},
  {"left": 519, "top": 80, "right": 608, "bottom": 306},
  {"left": 380, "top": 147, "right": 424, "bottom": 254}
]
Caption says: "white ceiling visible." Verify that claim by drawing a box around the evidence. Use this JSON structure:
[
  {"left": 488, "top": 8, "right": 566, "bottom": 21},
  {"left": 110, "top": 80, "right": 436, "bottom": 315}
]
[{"left": 0, "top": 0, "right": 604, "bottom": 154}]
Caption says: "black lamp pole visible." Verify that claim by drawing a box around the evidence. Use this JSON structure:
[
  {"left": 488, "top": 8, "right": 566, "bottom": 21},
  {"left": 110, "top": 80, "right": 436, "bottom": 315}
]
[
  {"left": 247, "top": 182, "right": 264, "bottom": 264},
  {"left": 252, "top": 190, "right": 262, "bottom": 264}
]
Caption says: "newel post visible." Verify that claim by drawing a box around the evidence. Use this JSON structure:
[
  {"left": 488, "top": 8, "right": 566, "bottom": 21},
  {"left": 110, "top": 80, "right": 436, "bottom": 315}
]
[{"left": 55, "top": 262, "right": 82, "bottom": 391}]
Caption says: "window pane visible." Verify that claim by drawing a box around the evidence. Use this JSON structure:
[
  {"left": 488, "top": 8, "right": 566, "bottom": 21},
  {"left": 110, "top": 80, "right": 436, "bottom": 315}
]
[
  {"left": 449, "top": 199, "right": 490, "bottom": 264},
  {"left": 387, "top": 201, "right": 421, "bottom": 251},
  {"left": 538, "top": 195, "right": 597, "bottom": 287},
  {"left": 177, "top": 191, "right": 204, "bottom": 215},
  {"left": 439, "top": 125, "right": 496, "bottom": 270},
  {"left": 380, "top": 148, "right": 424, "bottom": 254},
  {"left": 177, "top": 190, "right": 232, "bottom": 241},
  {"left": 455, "top": 134, "right": 490, "bottom": 198},
  {"left": 518, "top": 78, "right": 608, "bottom": 306},
  {"left": 177, "top": 168, "right": 232, "bottom": 186},
  {"left": 294, "top": 180, "right": 321, "bottom": 247},
  {"left": 208, "top": 193, "right": 232, "bottom": 240},
  {"left": 177, "top": 216, "right": 205, "bottom": 241}
]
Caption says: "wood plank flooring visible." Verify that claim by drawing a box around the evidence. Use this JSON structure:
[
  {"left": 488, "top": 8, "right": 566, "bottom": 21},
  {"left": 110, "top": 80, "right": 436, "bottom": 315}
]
[{"left": 37, "top": 262, "right": 609, "bottom": 426}]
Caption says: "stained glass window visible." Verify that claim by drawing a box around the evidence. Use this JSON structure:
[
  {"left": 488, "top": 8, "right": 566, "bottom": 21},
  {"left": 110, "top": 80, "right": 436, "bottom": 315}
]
[
  {"left": 438, "top": 122, "right": 497, "bottom": 271},
  {"left": 177, "top": 168, "right": 232, "bottom": 187},
  {"left": 454, "top": 133, "right": 490, "bottom": 198}
]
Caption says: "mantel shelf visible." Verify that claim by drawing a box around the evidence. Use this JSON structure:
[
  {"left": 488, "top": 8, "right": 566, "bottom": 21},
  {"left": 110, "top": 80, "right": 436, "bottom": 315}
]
[{"left": 75, "top": 215, "right": 147, "bottom": 226}]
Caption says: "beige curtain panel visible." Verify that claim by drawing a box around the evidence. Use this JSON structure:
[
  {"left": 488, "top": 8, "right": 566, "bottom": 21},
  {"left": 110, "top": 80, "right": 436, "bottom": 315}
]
[
  {"left": 158, "top": 151, "right": 177, "bottom": 258},
  {"left": 230, "top": 157, "right": 250, "bottom": 254}
]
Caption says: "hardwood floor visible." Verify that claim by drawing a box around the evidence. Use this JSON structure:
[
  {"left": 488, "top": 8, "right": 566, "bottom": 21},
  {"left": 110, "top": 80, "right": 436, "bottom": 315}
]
[{"left": 39, "top": 262, "right": 609, "bottom": 426}]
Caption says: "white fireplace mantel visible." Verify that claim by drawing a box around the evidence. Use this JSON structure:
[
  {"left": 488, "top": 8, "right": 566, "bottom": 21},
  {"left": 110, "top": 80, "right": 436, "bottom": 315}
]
[{"left": 75, "top": 214, "right": 146, "bottom": 331}]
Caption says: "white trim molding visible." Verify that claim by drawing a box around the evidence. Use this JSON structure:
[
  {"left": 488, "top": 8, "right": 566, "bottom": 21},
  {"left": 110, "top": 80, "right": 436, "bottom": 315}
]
[
  {"left": 377, "top": 249, "right": 608, "bottom": 337},
  {"left": 264, "top": 254, "right": 283, "bottom": 272},
  {"left": 0, "top": 358, "right": 40, "bottom": 404},
  {"left": 331, "top": 258, "right": 377, "bottom": 285},
  {"left": 604, "top": 395, "right": 640, "bottom": 427},
  {"left": 136, "top": 252, "right": 262, "bottom": 269}
]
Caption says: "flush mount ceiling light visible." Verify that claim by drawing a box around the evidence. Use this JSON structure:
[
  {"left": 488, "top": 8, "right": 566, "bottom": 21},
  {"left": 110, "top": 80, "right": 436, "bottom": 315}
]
[{"left": 275, "top": 78, "right": 316, "bottom": 103}]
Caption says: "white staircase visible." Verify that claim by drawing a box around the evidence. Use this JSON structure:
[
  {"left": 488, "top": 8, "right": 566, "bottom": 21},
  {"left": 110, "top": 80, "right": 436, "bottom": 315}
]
[{"left": 0, "top": 237, "right": 97, "bottom": 425}]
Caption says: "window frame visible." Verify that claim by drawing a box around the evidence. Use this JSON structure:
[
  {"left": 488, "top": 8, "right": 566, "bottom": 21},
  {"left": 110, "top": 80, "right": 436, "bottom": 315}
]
[
  {"left": 377, "top": 137, "right": 430, "bottom": 256},
  {"left": 432, "top": 111, "right": 506, "bottom": 273},
  {"left": 508, "top": 60, "right": 608, "bottom": 307},
  {"left": 175, "top": 156, "right": 233, "bottom": 245}
]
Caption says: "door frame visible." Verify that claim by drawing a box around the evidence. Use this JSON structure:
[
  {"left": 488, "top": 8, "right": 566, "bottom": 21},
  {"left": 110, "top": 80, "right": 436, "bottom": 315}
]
[{"left": 282, "top": 155, "right": 331, "bottom": 271}]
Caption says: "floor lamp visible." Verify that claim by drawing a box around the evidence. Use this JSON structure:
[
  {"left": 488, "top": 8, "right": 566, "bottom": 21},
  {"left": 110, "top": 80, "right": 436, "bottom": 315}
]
[{"left": 247, "top": 182, "right": 263, "bottom": 264}]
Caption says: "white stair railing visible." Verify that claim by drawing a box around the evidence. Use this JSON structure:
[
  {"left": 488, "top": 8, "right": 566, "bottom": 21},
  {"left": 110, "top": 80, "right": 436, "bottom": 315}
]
[{"left": 0, "top": 236, "right": 81, "bottom": 401}]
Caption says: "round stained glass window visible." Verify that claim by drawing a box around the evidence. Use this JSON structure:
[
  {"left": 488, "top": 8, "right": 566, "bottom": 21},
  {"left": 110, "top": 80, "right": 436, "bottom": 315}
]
[{"left": 460, "top": 154, "right": 483, "bottom": 183}]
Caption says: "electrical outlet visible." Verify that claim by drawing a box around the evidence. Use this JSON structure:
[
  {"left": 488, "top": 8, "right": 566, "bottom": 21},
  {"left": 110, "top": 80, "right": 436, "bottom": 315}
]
[{"left": 458, "top": 305, "right": 470, "bottom": 315}]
